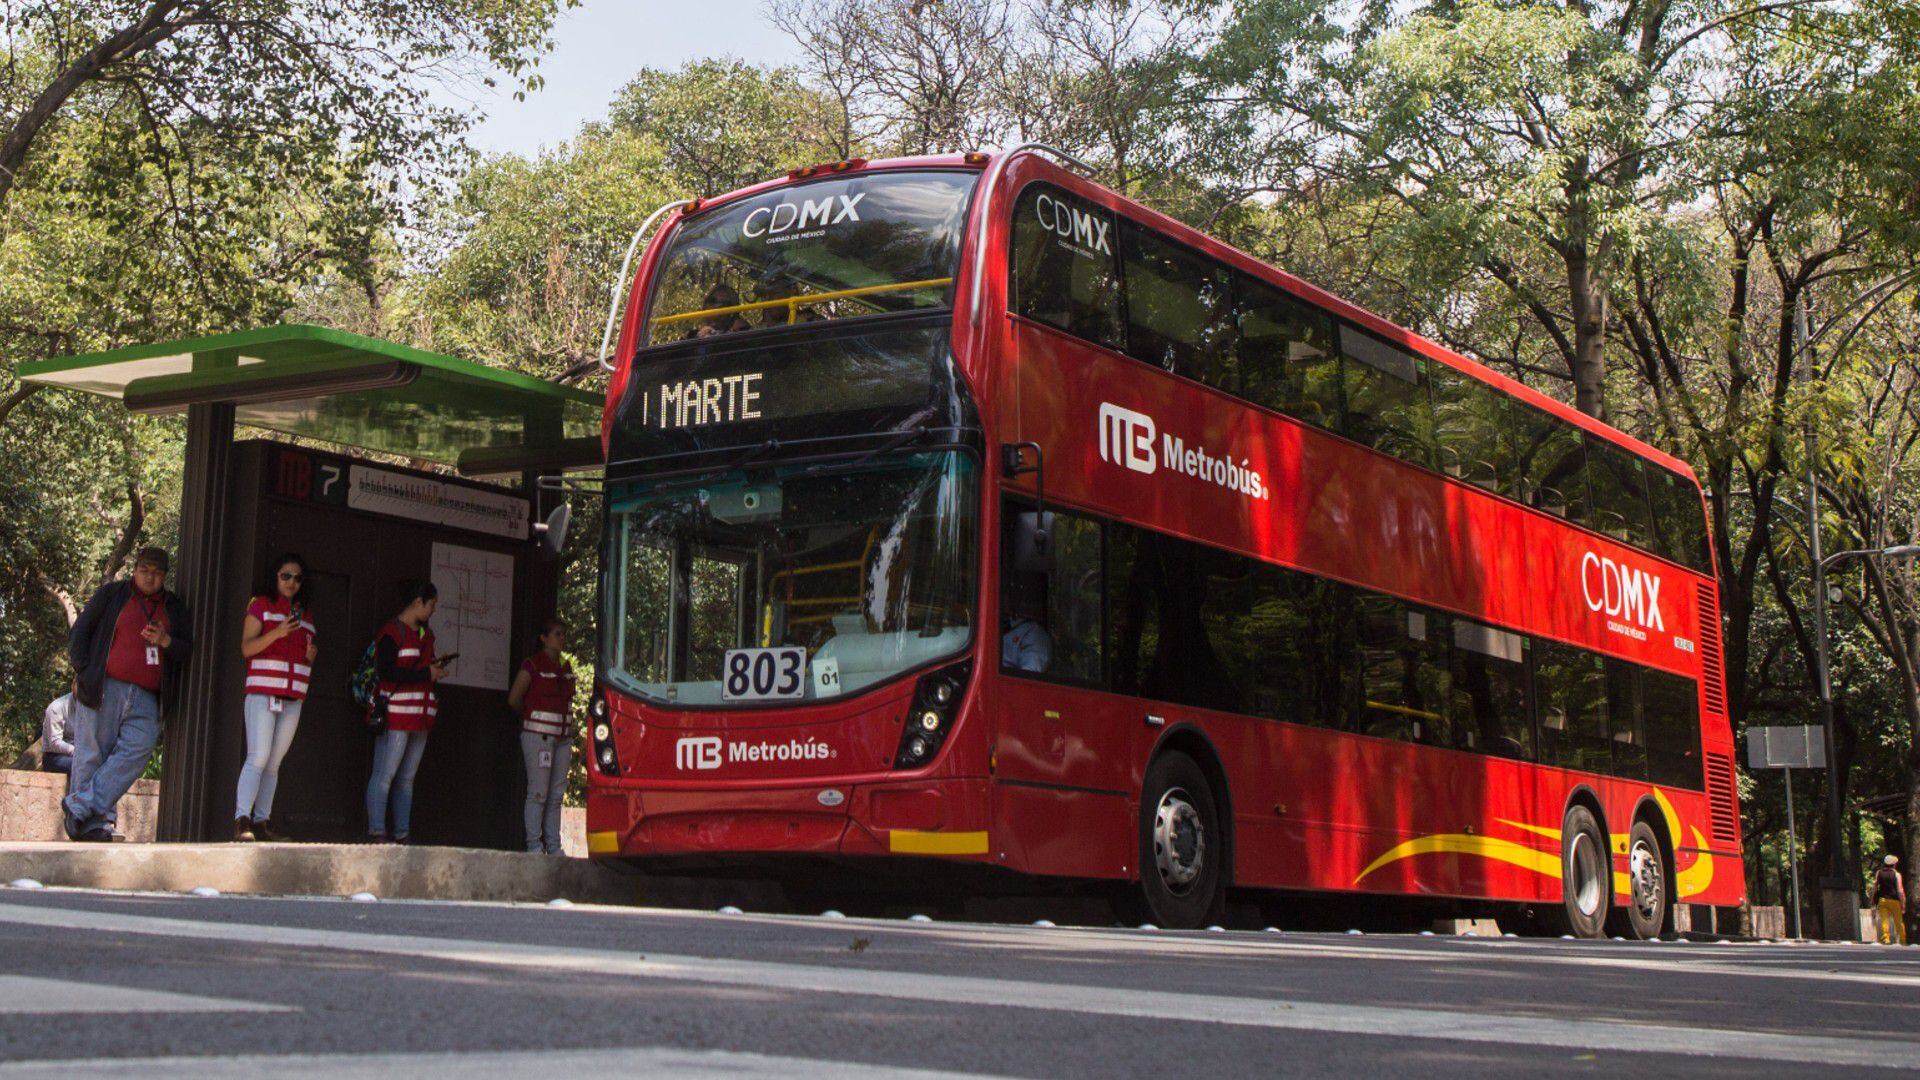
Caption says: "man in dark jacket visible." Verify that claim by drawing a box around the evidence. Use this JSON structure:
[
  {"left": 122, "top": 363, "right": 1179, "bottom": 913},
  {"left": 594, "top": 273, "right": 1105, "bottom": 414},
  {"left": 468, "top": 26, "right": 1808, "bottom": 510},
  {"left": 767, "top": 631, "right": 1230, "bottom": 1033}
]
[{"left": 63, "top": 547, "right": 191, "bottom": 841}]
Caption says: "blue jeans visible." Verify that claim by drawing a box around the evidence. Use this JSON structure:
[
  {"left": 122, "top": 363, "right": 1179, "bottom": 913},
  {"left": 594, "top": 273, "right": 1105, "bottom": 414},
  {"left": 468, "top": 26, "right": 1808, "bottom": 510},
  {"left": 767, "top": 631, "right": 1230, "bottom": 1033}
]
[
  {"left": 366, "top": 729, "right": 429, "bottom": 838},
  {"left": 520, "top": 731, "right": 572, "bottom": 854},
  {"left": 64, "top": 679, "right": 160, "bottom": 833},
  {"left": 235, "top": 694, "right": 303, "bottom": 821}
]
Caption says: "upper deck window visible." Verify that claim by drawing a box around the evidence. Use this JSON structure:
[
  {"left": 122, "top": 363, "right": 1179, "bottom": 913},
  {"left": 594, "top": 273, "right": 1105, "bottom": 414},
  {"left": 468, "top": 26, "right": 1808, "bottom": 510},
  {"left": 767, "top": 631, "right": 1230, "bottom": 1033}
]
[
  {"left": 1011, "top": 185, "right": 1123, "bottom": 350},
  {"left": 645, "top": 170, "right": 974, "bottom": 346}
]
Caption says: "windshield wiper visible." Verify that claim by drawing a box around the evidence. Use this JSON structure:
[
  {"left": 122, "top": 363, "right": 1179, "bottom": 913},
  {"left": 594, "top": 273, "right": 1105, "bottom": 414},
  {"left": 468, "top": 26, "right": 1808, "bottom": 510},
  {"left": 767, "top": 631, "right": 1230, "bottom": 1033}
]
[
  {"left": 800, "top": 426, "right": 931, "bottom": 477},
  {"left": 646, "top": 439, "right": 783, "bottom": 497}
]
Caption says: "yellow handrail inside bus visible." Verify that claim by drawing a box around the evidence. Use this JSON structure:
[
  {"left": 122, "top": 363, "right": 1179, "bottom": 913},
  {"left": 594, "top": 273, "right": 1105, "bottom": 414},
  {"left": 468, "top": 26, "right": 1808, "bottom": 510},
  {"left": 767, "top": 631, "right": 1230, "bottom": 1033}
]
[
  {"left": 1364, "top": 700, "right": 1443, "bottom": 722},
  {"left": 654, "top": 277, "right": 954, "bottom": 328},
  {"left": 760, "top": 529, "right": 881, "bottom": 646}
]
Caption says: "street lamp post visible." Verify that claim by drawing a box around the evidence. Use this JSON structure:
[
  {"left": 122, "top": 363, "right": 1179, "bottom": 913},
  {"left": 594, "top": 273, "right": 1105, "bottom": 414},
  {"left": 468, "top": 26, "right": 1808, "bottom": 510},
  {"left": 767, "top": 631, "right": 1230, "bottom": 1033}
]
[{"left": 1809, "top": 540, "right": 1920, "bottom": 940}]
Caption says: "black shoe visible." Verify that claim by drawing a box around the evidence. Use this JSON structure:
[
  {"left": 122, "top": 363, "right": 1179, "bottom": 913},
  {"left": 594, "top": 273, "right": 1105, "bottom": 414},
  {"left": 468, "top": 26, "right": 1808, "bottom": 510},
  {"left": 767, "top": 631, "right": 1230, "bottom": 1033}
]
[
  {"left": 79, "top": 827, "right": 113, "bottom": 843},
  {"left": 61, "top": 809, "right": 83, "bottom": 841},
  {"left": 233, "top": 816, "right": 255, "bottom": 842},
  {"left": 251, "top": 819, "right": 279, "bottom": 842}
]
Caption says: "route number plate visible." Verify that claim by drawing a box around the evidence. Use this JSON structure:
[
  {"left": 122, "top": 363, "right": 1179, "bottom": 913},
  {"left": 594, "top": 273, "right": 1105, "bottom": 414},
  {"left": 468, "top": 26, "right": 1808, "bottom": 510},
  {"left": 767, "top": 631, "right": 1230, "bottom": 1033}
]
[{"left": 721, "top": 646, "right": 807, "bottom": 701}]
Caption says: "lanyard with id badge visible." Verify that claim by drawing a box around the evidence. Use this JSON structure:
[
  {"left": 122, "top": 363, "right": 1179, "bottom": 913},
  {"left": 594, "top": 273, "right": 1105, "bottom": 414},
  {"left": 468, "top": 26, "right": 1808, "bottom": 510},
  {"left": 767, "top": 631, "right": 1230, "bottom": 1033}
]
[{"left": 138, "top": 593, "right": 163, "bottom": 669}]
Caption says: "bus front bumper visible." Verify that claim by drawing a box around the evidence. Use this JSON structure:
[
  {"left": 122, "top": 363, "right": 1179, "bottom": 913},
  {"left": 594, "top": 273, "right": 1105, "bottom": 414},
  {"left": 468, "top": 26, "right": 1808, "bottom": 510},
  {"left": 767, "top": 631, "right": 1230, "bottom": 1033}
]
[{"left": 585, "top": 776, "right": 992, "bottom": 861}]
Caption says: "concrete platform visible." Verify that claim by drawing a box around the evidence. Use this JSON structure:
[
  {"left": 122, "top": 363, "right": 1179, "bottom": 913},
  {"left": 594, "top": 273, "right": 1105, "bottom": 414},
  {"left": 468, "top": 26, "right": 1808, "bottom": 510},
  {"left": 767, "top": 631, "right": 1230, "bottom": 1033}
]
[{"left": 0, "top": 841, "right": 781, "bottom": 909}]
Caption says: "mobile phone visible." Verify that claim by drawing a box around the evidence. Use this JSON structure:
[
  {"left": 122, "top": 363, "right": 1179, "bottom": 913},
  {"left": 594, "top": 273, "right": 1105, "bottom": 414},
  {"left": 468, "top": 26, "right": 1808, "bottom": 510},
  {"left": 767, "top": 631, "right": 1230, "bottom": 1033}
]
[{"left": 437, "top": 652, "right": 459, "bottom": 664}]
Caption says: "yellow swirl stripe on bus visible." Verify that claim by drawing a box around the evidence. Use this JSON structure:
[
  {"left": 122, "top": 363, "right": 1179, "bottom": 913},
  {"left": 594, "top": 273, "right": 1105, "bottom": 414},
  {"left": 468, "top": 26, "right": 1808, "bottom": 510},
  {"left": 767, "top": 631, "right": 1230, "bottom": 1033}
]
[
  {"left": 1353, "top": 834, "right": 1562, "bottom": 886},
  {"left": 1355, "top": 794, "right": 1715, "bottom": 898}
]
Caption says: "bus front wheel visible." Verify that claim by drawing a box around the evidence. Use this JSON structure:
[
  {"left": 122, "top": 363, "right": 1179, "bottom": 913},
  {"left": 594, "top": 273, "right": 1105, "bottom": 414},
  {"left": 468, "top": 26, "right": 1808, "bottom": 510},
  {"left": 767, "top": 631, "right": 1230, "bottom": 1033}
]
[
  {"left": 1557, "top": 804, "right": 1610, "bottom": 939},
  {"left": 1126, "top": 752, "right": 1225, "bottom": 930}
]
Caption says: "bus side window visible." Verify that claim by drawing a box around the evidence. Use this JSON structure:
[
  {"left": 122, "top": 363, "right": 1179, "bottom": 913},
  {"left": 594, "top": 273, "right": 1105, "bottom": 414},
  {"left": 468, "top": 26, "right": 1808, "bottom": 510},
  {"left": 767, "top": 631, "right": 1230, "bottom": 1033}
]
[
  {"left": 1338, "top": 326, "right": 1435, "bottom": 469},
  {"left": 1534, "top": 640, "right": 1609, "bottom": 774},
  {"left": 1584, "top": 435, "right": 1657, "bottom": 550},
  {"left": 1642, "top": 667, "right": 1704, "bottom": 789},
  {"left": 1603, "top": 658, "right": 1649, "bottom": 781},
  {"left": 999, "top": 504, "right": 1102, "bottom": 683},
  {"left": 1234, "top": 274, "right": 1341, "bottom": 430},
  {"left": 1010, "top": 185, "right": 1123, "bottom": 351},
  {"left": 1104, "top": 524, "right": 1154, "bottom": 697},
  {"left": 1449, "top": 619, "right": 1533, "bottom": 759},
  {"left": 1353, "top": 598, "right": 1454, "bottom": 744},
  {"left": 1509, "top": 404, "right": 1591, "bottom": 526},
  {"left": 1429, "top": 363, "right": 1510, "bottom": 494},
  {"left": 1649, "top": 467, "right": 1713, "bottom": 572},
  {"left": 1118, "top": 223, "right": 1236, "bottom": 383}
]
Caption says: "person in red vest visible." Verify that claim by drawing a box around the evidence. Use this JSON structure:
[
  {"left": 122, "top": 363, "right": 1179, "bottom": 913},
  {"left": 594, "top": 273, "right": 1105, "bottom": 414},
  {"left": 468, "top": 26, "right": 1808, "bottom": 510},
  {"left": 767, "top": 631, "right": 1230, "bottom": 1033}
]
[
  {"left": 62, "top": 547, "right": 192, "bottom": 842},
  {"left": 232, "top": 553, "right": 317, "bottom": 842},
  {"left": 506, "top": 618, "right": 575, "bottom": 854},
  {"left": 364, "top": 580, "right": 448, "bottom": 842}
]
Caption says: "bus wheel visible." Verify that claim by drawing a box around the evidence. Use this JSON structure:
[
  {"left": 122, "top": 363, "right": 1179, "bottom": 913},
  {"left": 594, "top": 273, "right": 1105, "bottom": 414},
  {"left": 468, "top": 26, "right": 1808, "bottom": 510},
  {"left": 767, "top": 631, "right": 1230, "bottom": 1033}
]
[
  {"left": 1558, "top": 804, "right": 1609, "bottom": 940},
  {"left": 1609, "top": 820, "right": 1668, "bottom": 941},
  {"left": 1133, "top": 753, "right": 1224, "bottom": 929}
]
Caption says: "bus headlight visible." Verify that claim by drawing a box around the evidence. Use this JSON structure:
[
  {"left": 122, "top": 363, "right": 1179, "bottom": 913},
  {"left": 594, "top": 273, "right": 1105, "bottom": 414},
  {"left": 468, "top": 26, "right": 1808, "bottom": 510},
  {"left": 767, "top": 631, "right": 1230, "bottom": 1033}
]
[
  {"left": 591, "top": 689, "right": 620, "bottom": 777},
  {"left": 894, "top": 661, "right": 972, "bottom": 769}
]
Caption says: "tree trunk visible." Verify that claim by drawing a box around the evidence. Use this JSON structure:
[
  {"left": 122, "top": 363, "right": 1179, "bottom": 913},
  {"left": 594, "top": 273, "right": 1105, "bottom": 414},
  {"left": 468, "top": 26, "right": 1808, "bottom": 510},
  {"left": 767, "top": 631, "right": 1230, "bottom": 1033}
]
[{"left": 1567, "top": 252, "right": 1608, "bottom": 420}]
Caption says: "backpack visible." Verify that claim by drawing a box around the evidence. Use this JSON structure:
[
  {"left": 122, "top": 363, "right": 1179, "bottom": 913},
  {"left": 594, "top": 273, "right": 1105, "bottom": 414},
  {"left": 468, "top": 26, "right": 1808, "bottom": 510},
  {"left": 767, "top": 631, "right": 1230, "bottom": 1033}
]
[{"left": 348, "top": 637, "right": 381, "bottom": 709}]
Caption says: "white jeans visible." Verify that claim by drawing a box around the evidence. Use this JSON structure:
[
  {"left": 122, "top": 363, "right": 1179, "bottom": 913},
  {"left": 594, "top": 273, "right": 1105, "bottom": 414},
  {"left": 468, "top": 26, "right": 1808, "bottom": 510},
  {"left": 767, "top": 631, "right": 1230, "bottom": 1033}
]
[
  {"left": 520, "top": 731, "right": 572, "bottom": 854},
  {"left": 235, "top": 694, "right": 302, "bottom": 821}
]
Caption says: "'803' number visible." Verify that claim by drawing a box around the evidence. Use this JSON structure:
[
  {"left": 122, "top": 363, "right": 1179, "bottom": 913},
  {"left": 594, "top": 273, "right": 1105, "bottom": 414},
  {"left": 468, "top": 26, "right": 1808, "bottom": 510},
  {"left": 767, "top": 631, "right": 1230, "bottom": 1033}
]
[{"left": 720, "top": 646, "right": 807, "bottom": 701}]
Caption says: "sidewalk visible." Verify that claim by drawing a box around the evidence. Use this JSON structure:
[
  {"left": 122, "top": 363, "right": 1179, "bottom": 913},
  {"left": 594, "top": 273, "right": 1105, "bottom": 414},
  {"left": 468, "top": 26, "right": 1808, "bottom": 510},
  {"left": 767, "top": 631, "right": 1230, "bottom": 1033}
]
[{"left": 0, "top": 841, "right": 779, "bottom": 908}]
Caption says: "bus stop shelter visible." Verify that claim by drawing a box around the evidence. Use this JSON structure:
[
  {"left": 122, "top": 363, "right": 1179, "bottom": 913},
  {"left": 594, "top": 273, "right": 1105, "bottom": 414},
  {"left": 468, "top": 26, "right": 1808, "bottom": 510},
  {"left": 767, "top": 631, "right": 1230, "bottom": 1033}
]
[{"left": 18, "top": 324, "right": 603, "bottom": 845}]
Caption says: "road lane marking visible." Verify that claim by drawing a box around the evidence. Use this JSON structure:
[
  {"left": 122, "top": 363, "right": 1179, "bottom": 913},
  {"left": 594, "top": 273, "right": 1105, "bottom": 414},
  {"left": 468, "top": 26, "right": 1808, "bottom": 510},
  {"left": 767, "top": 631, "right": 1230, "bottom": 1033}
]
[
  {"left": 0, "top": 1047, "right": 1004, "bottom": 1079},
  {"left": 0, "top": 901, "right": 1915, "bottom": 1068},
  {"left": 0, "top": 975, "right": 287, "bottom": 1015}
]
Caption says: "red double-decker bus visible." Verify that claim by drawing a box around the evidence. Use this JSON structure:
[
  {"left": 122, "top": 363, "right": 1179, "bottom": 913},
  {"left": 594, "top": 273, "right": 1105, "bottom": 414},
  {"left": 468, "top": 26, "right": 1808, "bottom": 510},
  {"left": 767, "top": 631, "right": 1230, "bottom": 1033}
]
[{"left": 583, "top": 147, "right": 1744, "bottom": 937}]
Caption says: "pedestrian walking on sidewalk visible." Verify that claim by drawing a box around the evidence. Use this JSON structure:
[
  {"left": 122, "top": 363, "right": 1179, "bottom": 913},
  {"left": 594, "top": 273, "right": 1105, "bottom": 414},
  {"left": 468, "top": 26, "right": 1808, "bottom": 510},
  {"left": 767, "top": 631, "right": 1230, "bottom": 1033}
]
[
  {"left": 62, "top": 547, "right": 191, "bottom": 842},
  {"left": 233, "top": 554, "right": 317, "bottom": 842},
  {"left": 1874, "top": 855, "right": 1907, "bottom": 945},
  {"left": 507, "top": 618, "right": 575, "bottom": 855},
  {"left": 364, "top": 580, "right": 447, "bottom": 843}
]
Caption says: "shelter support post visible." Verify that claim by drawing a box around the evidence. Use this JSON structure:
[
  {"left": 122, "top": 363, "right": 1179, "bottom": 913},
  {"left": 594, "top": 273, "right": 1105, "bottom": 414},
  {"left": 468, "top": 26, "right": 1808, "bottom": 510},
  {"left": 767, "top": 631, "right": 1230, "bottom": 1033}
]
[{"left": 157, "top": 401, "right": 236, "bottom": 841}]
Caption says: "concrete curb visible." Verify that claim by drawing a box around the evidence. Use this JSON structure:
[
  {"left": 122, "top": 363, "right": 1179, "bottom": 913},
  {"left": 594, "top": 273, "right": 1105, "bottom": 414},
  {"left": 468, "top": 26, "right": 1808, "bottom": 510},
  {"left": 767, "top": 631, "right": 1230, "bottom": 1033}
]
[{"left": 0, "top": 842, "right": 775, "bottom": 908}]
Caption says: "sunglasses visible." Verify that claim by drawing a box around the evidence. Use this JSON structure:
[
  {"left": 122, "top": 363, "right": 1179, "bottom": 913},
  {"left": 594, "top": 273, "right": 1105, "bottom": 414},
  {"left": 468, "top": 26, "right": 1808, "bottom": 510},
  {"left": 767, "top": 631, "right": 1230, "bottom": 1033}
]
[{"left": 278, "top": 572, "right": 303, "bottom": 582}]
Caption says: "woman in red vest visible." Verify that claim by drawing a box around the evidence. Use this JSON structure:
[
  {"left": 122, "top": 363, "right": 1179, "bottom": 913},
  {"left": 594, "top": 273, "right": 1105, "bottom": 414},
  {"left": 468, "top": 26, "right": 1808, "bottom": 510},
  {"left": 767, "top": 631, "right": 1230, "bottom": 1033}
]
[
  {"left": 506, "top": 618, "right": 575, "bottom": 854},
  {"left": 364, "top": 580, "right": 447, "bottom": 842},
  {"left": 233, "top": 553, "right": 317, "bottom": 841}
]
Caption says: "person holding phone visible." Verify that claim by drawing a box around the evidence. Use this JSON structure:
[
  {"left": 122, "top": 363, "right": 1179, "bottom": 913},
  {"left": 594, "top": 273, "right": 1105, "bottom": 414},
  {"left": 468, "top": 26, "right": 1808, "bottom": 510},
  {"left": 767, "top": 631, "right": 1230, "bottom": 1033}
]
[
  {"left": 506, "top": 618, "right": 575, "bottom": 854},
  {"left": 233, "top": 553, "right": 317, "bottom": 841},
  {"left": 365, "top": 580, "right": 448, "bottom": 843}
]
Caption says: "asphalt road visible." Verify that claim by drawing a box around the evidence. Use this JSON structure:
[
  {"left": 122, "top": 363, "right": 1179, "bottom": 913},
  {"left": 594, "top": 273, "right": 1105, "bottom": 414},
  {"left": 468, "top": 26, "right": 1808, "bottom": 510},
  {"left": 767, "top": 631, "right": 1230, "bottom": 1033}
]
[{"left": 0, "top": 886, "right": 1917, "bottom": 1077}]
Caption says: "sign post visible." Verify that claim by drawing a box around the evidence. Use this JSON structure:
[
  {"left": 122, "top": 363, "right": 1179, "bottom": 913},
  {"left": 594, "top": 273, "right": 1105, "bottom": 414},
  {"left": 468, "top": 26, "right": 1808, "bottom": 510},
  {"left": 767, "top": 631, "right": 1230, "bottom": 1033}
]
[{"left": 1747, "top": 725, "right": 1828, "bottom": 939}]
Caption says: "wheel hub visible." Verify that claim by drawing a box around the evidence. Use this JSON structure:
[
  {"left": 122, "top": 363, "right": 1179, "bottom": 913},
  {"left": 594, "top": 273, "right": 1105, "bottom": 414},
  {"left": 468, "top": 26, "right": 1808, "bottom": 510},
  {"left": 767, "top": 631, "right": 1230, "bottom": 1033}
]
[
  {"left": 1153, "top": 788, "right": 1205, "bottom": 893},
  {"left": 1568, "top": 831, "right": 1603, "bottom": 917},
  {"left": 1631, "top": 839, "right": 1662, "bottom": 921}
]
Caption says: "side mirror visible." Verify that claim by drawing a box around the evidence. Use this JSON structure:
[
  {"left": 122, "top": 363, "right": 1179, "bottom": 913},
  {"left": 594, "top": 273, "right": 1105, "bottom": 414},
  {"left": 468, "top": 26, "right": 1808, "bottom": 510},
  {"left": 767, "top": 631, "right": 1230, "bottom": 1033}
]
[
  {"left": 1010, "top": 510, "right": 1054, "bottom": 574},
  {"left": 533, "top": 502, "right": 571, "bottom": 558}
]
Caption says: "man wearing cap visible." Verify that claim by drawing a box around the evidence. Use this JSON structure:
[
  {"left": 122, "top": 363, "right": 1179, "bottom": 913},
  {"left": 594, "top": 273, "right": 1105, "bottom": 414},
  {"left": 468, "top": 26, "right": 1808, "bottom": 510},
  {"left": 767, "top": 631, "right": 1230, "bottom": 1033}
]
[
  {"left": 62, "top": 547, "right": 192, "bottom": 842},
  {"left": 1874, "top": 854, "right": 1907, "bottom": 945}
]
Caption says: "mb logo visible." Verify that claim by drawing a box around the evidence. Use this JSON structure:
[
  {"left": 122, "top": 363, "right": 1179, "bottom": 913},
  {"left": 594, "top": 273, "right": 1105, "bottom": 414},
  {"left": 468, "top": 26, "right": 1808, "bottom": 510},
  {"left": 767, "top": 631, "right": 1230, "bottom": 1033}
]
[
  {"left": 1098, "top": 402, "right": 1157, "bottom": 474},
  {"left": 674, "top": 736, "right": 722, "bottom": 771},
  {"left": 1098, "top": 401, "right": 1152, "bottom": 472}
]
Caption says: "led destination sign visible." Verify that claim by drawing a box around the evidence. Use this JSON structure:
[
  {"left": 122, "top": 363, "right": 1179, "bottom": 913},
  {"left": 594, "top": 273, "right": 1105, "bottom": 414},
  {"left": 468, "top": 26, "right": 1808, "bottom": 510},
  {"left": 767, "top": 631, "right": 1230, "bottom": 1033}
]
[{"left": 613, "top": 320, "right": 973, "bottom": 461}]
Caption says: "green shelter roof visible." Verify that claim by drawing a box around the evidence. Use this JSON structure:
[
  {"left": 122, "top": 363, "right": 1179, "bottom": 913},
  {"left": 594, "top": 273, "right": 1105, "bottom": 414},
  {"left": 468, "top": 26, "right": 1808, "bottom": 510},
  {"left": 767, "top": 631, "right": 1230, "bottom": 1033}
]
[{"left": 18, "top": 324, "right": 603, "bottom": 475}]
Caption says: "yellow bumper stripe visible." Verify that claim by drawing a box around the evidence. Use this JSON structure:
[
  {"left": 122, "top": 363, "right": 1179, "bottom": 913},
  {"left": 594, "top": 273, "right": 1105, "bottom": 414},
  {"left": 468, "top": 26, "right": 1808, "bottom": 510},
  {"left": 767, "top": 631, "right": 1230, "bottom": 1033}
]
[
  {"left": 586, "top": 830, "right": 621, "bottom": 856},
  {"left": 889, "top": 830, "right": 989, "bottom": 856}
]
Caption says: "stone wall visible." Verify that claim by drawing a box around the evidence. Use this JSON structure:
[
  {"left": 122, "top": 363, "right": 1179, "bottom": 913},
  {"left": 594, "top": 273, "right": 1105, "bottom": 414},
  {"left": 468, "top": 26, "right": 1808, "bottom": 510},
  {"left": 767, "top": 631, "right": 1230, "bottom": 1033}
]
[{"left": 0, "top": 770, "right": 160, "bottom": 842}]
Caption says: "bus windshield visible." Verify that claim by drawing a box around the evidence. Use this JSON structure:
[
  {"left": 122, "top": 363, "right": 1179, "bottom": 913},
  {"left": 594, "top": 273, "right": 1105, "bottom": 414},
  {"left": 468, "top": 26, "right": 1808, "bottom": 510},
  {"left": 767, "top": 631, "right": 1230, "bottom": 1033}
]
[
  {"left": 604, "top": 450, "right": 977, "bottom": 706},
  {"left": 644, "top": 170, "right": 975, "bottom": 346}
]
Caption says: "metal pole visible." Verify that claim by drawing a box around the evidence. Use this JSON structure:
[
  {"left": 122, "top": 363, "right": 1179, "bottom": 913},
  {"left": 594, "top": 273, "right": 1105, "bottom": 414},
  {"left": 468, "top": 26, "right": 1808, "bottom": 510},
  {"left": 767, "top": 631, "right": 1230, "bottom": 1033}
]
[
  {"left": 1784, "top": 768, "right": 1803, "bottom": 939},
  {"left": 1798, "top": 295, "right": 1860, "bottom": 940}
]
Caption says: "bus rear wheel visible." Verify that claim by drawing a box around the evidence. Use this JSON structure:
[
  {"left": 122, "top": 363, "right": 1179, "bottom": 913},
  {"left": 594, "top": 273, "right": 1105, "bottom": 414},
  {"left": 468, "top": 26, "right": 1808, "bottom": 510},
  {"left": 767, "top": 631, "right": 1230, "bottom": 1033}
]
[
  {"left": 1557, "top": 804, "right": 1610, "bottom": 940},
  {"left": 1607, "top": 820, "right": 1668, "bottom": 941},
  {"left": 1126, "top": 752, "right": 1225, "bottom": 930}
]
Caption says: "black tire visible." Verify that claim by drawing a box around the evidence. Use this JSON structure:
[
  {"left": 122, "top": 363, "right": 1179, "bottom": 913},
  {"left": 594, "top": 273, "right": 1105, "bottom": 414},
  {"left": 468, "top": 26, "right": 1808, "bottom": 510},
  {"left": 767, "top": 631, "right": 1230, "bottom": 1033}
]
[
  {"left": 1129, "top": 752, "right": 1225, "bottom": 929},
  {"left": 1557, "top": 804, "right": 1610, "bottom": 940},
  {"left": 1608, "top": 819, "right": 1669, "bottom": 941}
]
